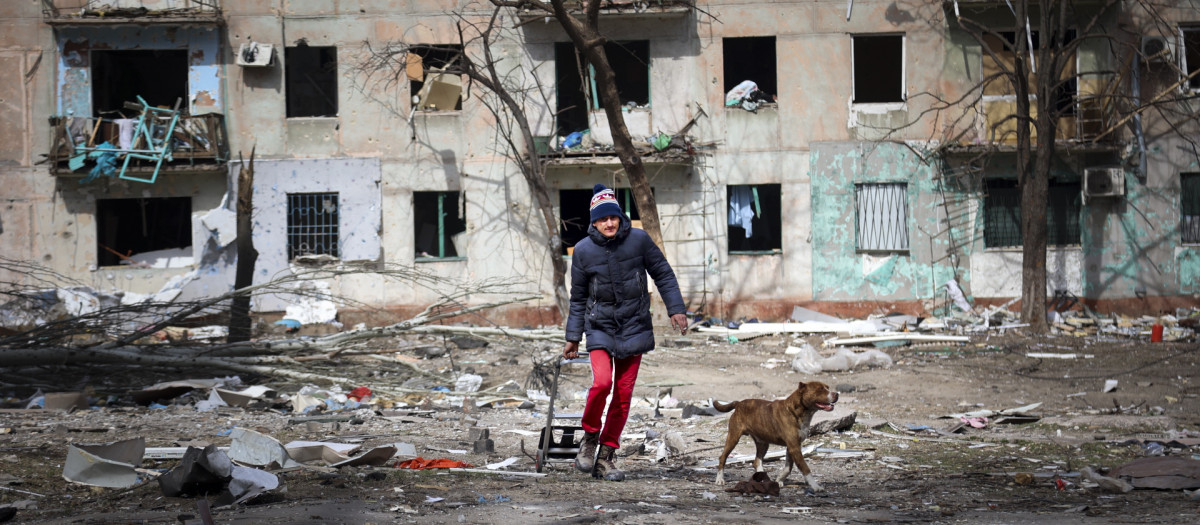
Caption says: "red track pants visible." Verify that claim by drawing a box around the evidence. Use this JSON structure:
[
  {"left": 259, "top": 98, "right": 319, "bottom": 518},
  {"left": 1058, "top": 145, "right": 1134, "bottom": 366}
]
[{"left": 582, "top": 350, "right": 642, "bottom": 449}]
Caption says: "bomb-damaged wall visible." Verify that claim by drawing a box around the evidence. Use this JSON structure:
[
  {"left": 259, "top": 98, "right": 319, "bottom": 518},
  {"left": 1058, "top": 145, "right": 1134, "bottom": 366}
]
[
  {"left": 55, "top": 26, "right": 222, "bottom": 117},
  {"left": 810, "top": 141, "right": 959, "bottom": 303}
]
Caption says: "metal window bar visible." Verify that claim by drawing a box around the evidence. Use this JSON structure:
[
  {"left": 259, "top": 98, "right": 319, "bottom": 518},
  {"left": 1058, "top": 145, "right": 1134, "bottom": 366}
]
[
  {"left": 984, "top": 183, "right": 1022, "bottom": 247},
  {"left": 287, "top": 193, "right": 339, "bottom": 260},
  {"left": 1183, "top": 173, "right": 1200, "bottom": 243},
  {"left": 856, "top": 183, "right": 909, "bottom": 251},
  {"left": 984, "top": 181, "right": 1081, "bottom": 247}
]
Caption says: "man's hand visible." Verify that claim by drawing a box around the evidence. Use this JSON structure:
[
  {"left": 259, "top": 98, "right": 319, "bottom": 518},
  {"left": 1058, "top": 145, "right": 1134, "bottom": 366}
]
[
  {"left": 670, "top": 313, "right": 689, "bottom": 335},
  {"left": 563, "top": 341, "right": 580, "bottom": 360}
]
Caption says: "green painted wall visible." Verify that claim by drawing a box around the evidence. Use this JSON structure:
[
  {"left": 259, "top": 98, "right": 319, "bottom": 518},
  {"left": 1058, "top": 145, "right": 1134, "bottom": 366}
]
[{"left": 810, "top": 142, "right": 961, "bottom": 301}]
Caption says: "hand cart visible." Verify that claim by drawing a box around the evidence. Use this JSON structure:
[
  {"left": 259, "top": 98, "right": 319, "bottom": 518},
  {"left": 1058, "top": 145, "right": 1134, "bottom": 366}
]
[{"left": 535, "top": 356, "right": 591, "bottom": 473}]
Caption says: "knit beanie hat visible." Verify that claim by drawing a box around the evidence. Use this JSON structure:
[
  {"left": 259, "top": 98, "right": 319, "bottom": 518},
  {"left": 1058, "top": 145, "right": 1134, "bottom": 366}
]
[{"left": 589, "top": 184, "right": 624, "bottom": 222}]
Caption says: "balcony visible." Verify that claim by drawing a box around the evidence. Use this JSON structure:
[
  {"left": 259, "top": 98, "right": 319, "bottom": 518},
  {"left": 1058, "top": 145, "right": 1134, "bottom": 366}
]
[
  {"left": 43, "top": 0, "right": 223, "bottom": 26},
  {"left": 48, "top": 110, "right": 229, "bottom": 182},
  {"left": 516, "top": 0, "right": 694, "bottom": 20}
]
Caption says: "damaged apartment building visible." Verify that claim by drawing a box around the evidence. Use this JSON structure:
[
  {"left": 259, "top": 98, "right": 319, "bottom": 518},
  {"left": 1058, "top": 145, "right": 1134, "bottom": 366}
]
[{"left": 0, "top": 0, "right": 1197, "bottom": 325}]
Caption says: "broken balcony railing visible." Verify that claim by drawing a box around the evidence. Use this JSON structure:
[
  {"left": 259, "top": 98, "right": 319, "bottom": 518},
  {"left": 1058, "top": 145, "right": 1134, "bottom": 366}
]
[
  {"left": 42, "top": 0, "right": 224, "bottom": 25},
  {"left": 49, "top": 97, "right": 229, "bottom": 183}
]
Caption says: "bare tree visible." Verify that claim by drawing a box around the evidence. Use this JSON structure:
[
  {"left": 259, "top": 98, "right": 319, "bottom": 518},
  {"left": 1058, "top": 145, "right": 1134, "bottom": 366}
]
[
  {"left": 353, "top": 5, "right": 569, "bottom": 316},
  {"left": 491, "top": 0, "right": 688, "bottom": 250},
  {"left": 0, "top": 259, "right": 548, "bottom": 377},
  {"left": 877, "top": 0, "right": 1199, "bottom": 331}
]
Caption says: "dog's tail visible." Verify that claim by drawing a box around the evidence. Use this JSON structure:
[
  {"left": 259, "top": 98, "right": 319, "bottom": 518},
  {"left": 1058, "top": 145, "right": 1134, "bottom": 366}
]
[{"left": 711, "top": 399, "right": 738, "bottom": 413}]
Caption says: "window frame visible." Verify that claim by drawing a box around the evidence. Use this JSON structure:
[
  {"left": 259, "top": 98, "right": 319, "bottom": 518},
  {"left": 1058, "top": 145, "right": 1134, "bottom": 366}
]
[
  {"left": 727, "top": 183, "right": 783, "bottom": 255},
  {"left": 722, "top": 36, "right": 778, "bottom": 109},
  {"left": 407, "top": 44, "right": 466, "bottom": 113},
  {"left": 1181, "top": 26, "right": 1200, "bottom": 92},
  {"left": 983, "top": 178, "right": 1083, "bottom": 249},
  {"left": 1182, "top": 172, "right": 1200, "bottom": 244},
  {"left": 414, "top": 191, "right": 467, "bottom": 261},
  {"left": 854, "top": 182, "right": 910, "bottom": 253},
  {"left": 851, "top": 33, "right": 907, "bottom": 105},
  {"left": 284, "top": 45, "right": 339, "bottom": 119},
  {"left": 95, "top": 196, "right": 193, "bottom": 268},
  {"left": 978, "top": 30, "right": 1080, "bottom": 114},
  {"left": 286, "top": 192, "right": 341, "bottom": 261}
]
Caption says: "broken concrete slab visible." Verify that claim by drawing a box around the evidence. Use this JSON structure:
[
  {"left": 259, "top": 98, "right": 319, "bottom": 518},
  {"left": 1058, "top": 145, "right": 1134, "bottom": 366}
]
[
  {"left": 809, "top": 406, "right": 857, "bottom": 437},
  {"left": 1109, "top": 456, "right": 1200, "bottom": 490}
]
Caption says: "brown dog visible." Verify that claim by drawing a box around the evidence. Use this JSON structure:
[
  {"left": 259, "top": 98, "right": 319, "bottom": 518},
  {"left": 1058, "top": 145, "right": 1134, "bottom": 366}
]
[{"left": 713, "top": 381, "right": 838, "bottom": 491}]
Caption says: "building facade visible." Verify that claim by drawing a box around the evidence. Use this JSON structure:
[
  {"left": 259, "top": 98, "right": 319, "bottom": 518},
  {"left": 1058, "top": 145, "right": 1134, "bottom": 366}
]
[{"left": 1, "top": 0, "right": 1196, "bottom": 326}]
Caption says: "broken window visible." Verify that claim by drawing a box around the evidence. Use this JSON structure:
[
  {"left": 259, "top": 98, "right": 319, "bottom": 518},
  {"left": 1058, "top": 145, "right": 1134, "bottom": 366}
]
[
  {"left": 285, "top": 45, "right": 338, "bottom": 118},
  {"left": 414, "top": 191, "right": 466, "bottom": 259},
  {"left": 407, "top": 45, "right": 464, "bottom": 112},
  {"left": 554, "top": 41, "right": 650, "bottom": 135},
  {"left": 1181, "top": 173, "right": 1200, "bottom": 244},
  {"left": 727, "top": 184, "right": 782, "bottom": 253},
  {"left": 96, "top": 197, "right": 192, "bottom": 267},
  {"left": 852, "top": 35, "right": 904, "bottom": 103},
  {"left": 91, "top": 50, "right": 188, "bottom": 118},
  {"left": 560, "top": 188, "right": 643, "bottom": 255},
  {"left": 982, "top": 31, "right": 1078, "bottom": 115},
  {"left": 287, "top": 192, "right": 340, "bottom": 260},
  {"left": 1182, "top": 28, "right": 1200, "bottom": 91},
  {"left": 855, "top": 183, "right": 909, "bottom": 252},
  {"left": 983, "top": 179, "right": 1082, "bottom": 248},
  {"left": 723, "top": 36, "right": 777, "bottom": 105}
]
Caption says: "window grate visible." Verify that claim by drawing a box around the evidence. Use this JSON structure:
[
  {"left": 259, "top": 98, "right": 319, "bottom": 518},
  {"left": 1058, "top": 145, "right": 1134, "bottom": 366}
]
[
  {"left": 287, "top": 192, "right": 339, "bottom": 260},
  {"left": 1184, "top": 173, "right": 1200, "bottom": 243},
  {"left": 855, "top": 183, "right": 909, "bottom": 251},
  {"left": 984, "top": 179, "right": 1081, "bottom": 248},
  {"left": 984, "top": 181, "right": 1022, "bottom": 247}
]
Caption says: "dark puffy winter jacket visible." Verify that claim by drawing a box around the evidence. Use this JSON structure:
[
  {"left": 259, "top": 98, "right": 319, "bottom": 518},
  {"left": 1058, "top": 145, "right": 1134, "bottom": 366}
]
[{"left": 565, "top": 216, "right": 686, "bottom": 359}]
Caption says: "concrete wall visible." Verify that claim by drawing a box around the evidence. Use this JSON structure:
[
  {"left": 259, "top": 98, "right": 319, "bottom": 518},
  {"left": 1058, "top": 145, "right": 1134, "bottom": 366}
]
[{"left": 810, "top": 142, "right": 957, "bottom": 305}]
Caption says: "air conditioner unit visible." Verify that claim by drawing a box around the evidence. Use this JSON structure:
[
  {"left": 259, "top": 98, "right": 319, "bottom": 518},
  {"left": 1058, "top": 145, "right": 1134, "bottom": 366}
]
[
  {"left": 1141, "top": 36, "right": 1176, "bottom": 64},
  {"left": 236, "top": 43, "right": 275, "bottom": 67},
  {"left": 1083, "top": 167, "right": 1125, "bottom": 198}
]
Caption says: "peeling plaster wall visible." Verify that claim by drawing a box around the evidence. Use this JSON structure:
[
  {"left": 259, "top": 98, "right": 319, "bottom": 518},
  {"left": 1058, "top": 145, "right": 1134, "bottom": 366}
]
[
  {"left": 810, "top": 142, "right": 957, "bottom": 302},
  {"left": 54, "top": 26, "right": 222, "bottom": 117},
  {"left": 240, "top": 158, "right": 382, "bottom": 312}
]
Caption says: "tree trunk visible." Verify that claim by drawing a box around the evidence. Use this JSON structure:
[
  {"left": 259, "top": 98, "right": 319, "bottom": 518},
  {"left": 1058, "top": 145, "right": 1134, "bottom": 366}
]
[
  {"left": 549, "top": 0, "right": 667, "bottom": 251},
  {"left": 228, "top": 149, "right": 258, "bottom": 343}
]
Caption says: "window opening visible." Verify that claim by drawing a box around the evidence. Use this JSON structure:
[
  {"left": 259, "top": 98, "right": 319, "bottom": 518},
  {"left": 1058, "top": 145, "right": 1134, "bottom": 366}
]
[
  {"left": 559, "top": 188, "right": 643, "bottom": 255},
  {"left": 287, "top": 192, "right": 340, "bottom": 260},
  {"left": 1183, "top": 29, "right": 1200, "bottom": 91},
  {"left": 407, "top": 45, "right": 464, "bottom": 111},
  {"left": 285, "top": 45, "right": 338, "bottom": 118},
  {"left": 414, "top": 191, "right": 466, "bottom": 259},
  {"left": 983, "top": 179, "right": 1081, "bottom": 247},
  {"left": 554, "top": 41, "right": 650, "bottom": 135},
  {"left": 855, "top": 183, "right": 909, "bottom": 252},
  {"left": 96, "top": 197, "right": 192, "bottom": 267},
  {"left": 727, "top": 184, "right": 782, "bottom": 253},
  {"left": 723, "top": 36, "right": 777, "bottom": 107},
  {"left": 852, "top": 35, "right": 904, "bottom": 103},
  {"left": 91, "top": 50, "right": 188, "bottom": 118},
  {"left": 1182, "top": 173, "right": 1200, "bottom": 243},
  {"left": 982, "top": 30, "right": 1078, "bottom": 115}
]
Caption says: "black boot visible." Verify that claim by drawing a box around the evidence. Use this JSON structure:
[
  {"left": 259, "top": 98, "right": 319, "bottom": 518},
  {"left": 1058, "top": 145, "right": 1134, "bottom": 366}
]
[
  {"left": 574, "top": 431, "right": 599, "bottom": 473},
  {"left": 592, "top": 444, "right": 625, "bottom": 481}
]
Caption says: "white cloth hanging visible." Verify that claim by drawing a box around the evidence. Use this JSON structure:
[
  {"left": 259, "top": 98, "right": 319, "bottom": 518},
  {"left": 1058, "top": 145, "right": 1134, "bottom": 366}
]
[
  {"left": 116, "top": 119, "right": 136, "bottom": 150},
  {"left": 728, "top": 186, "right": 755, "bottom": 238}
]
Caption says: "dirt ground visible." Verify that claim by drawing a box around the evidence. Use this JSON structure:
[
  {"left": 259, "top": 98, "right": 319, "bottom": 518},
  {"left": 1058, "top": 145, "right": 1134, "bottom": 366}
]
[{"left": 2, "top": 329, "right": 1199, "bottom": 524}]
